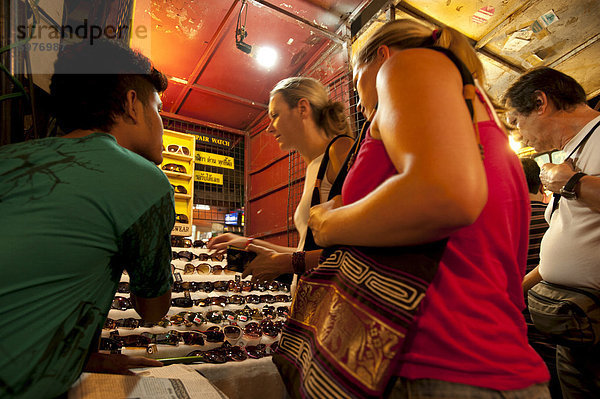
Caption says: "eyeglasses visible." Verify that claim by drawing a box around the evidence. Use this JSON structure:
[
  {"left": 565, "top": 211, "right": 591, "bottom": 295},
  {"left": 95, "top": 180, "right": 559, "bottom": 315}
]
[
  {"left": 173, "top": 251, "right": 194, "bottom": 261},
  {"left": 223, "top": 325, "right": 242, "bottom": 341},
  {"left": 171, "top": 236, "right": 192, "bottom": 247},
  {"left": 171, "top": 184, "right": 188, "bottom": 194},
  {"left": 112, "top": 296, "right": 132, "bottom": 310},
  {"left": 171, "top": 297, "right": 194, "bottom": 308},
  {"left": 109, "top": 332, "right": 152, "bottom": 347},
  {"left": 175, "top": 214, "right": 189, "bottom": 224},
  {"left": 260, "top": 319, "right": 281, "bottom": 338},
  {"left": 180, "top": 331, "right": 205, "bottom": 346},
  {"left": 166, "top": 144, "right": 191, "bottom": 156},
  {"left": 193, "top": 240, "right": 206, "bottom": 248},
  {"left": 140, "top": 317, "right": 172, "bottom": 328},
  {"left": 103, "top": 317, "right": 140, "bottom": 330},
  {"left": 141, "top": 330, "right": 181, "bottom": 346},
  {"left": 172, "top": 281, "right": 199, "bottom": 293},
  {"left": 196, "top": 253, "right": 225, "bottom": 262},
  {"left": 246, "top": 344, "right": 268, "bottom": 359},
  {"left": 172, "top": 263, "right": 231, "bottom": 275},
  {"left": 162, "top": 163, "right": 187, "bottom": 174}
]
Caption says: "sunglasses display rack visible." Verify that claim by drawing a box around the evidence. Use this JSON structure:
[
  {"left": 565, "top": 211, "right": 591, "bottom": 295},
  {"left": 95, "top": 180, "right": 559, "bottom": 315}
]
[
  {"left": 160, "top": 129, "right": 195, "bottom": 237},
  {"left": 102, "top": 245, "right": 292, "bottom": 364}
]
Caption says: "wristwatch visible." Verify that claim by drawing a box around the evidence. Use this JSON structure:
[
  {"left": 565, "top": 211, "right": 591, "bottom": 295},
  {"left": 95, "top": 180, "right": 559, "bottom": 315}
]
[{"left": 559, "top": 172, "right": 587, "bottom": 200}]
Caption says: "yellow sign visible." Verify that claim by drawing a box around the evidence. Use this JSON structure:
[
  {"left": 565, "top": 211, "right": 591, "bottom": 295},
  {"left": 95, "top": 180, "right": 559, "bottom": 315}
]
[
  {"left": 196, "top": 151, "right": 234, "bottom": 169},
  {"left": 194, "top": 171, "right": 223, "bottom": 185}
]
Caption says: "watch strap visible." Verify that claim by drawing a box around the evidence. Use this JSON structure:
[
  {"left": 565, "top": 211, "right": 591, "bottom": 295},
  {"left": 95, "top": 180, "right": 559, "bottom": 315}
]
[{"left": 560, "top": 172, "right": 587, "bottom": 199}]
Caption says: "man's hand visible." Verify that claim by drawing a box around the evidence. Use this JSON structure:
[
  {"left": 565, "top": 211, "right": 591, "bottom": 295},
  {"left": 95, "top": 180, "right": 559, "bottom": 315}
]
[
  {"left": 540, "top": 160, "right": 577, "bottom": 194},
  {"left": 308, "top": 195, "right": 344, "bottom": 247},
  {"left": 241, "top": 244, "right": 292, "bottom": 283},
  {"left": 84, "top": 353, "right": 163, "bottom": 375},
  {"left": 207, "top": 233, "right": 248, "bottom": 254}
]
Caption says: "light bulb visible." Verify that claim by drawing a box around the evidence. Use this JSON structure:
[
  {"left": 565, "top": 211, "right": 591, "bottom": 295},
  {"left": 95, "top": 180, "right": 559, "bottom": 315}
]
[{"left": 254, "top": 46, "right": 277, "bottom": 68}]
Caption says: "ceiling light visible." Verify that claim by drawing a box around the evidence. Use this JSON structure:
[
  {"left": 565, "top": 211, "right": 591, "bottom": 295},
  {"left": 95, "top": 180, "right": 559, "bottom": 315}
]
[{"left": 254, "top": 46, "right": 278, "bottom": 68}]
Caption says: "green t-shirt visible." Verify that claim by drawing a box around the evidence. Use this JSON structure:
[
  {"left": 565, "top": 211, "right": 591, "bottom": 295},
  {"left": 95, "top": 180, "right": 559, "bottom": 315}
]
[{"left": 0, "top": 133, "right": 175, "bottom": 398}]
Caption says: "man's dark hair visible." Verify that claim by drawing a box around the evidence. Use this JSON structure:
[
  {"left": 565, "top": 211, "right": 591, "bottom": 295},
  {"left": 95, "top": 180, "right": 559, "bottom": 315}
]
[
  {"left": 505, "top": 67, "right": 586, "bottom": 115},
  {"left": 520, "top": 158, "right": 542, "bottom": 195},
  {"left": 50, "top": 39, "right": 168, "bottom": 133}
]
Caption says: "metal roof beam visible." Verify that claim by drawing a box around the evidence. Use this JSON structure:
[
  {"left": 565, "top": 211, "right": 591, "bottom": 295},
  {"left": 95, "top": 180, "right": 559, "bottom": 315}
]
[
  {"left": 548, "top": 32, "right": 600, "bottom": 68},
  {"left": 190, "top": 83, "right": 268, "bottom": 110},
  {"left": 249, "top": 0, "right": 347, "bottom": 44},
  {"left": 170, "top": 0, "right": 240, "bottom": 114}
]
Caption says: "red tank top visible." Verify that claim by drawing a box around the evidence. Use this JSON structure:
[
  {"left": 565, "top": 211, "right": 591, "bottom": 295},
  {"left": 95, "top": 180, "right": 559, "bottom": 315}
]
[{"left": 341, "top": 92, "right": 548, "bottom": 390}]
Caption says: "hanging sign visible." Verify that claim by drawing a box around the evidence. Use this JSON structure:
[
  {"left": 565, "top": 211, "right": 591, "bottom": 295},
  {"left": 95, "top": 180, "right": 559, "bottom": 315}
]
[
  {"left": 194, "top": 170, "right": 223, "bottom": 185},
  {"left": 188, "top": 131, "right": 232, "bottom": 148},
  {"left": 196, "top": 151, "right": 234, "bottom": 169}
]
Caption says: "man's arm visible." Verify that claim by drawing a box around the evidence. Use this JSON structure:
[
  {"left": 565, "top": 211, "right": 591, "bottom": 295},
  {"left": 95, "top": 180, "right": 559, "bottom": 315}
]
[
  {"left": 541, "top": 162, "right": 600, "bottom": 212},
  {"left": 523, "top": 265, "right": 543, "bottom": 295},
  {"left": 130, "top": 290, "right": 171, "bottom": 322}
]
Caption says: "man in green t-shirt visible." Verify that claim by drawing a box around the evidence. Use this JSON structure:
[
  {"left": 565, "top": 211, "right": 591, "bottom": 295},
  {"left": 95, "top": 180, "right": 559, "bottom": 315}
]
[{"left": 0, "top": 40, "right": 174, "bottom": 398}]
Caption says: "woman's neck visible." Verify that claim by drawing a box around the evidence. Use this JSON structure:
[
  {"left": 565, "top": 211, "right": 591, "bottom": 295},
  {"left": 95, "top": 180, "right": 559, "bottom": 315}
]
[{"left": 297, "top": 129, "right": 330, "bottom": 163}]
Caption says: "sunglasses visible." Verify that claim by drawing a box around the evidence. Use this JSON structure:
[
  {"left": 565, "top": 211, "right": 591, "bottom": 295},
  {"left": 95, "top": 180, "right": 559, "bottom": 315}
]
[
  {"left": 111, "top": 296, "right": 132, "bottom": 310},
  {"left": 187, "top": 350, "right": 227, "bottom": 364},
  {"left": 166, "top": 144, "right": 191, "bottom": 156},
  {"left": 175, "top": 214, "right": 189, "bottom": 224},
  {"left": 171, "top": 184, "right": 188, "bottom": 194},
  {"left": 172, "top": 251, "right": 194, "bottom": 261},
  {"left": 171, "top": 236, "right": 192, "bottom": 248},
  {"left": 196, "top": 253, "right": 225, "bottom": 262},
  {"left": 141, "top": 330, "right": 181, "bottom": 346},
  {"left": 172, "top": 281, "right": 199, "bottom": 293},
  {"left": 180, "top": 331, "right": 205, "bottom": 346},
  {"left": 109, "top": 332, "right": 152, "bottom": 347},
  {"left": 162, "top": 163, "right": 187, "bottom": 174},
  {"left": 171, "top": 297, "right": 194, "bottom": 308},
  {"left": 193, "top": 240, "right": 206, "bottom": 248},
  {"left": 140, "top": 317, "right": 172, "bottom": 328},
  {"left": 223, "top": 325, "right": 243, "bottom": 341},
  {"left": 104, "top": 317, "right": 141, "bottom": 330},
  {"left": 205, "top": 310, "right": 225, "bottom": 324},
  {"left": 245, "top": 344, "right": 268, "bottom": 359},
  {"left": 260, "top": 319, "right": 281, "bottom": 338}
]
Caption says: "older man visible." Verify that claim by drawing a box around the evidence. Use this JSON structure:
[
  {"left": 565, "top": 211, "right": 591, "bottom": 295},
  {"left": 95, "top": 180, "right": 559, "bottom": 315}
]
[{"left": 506, "top": 67, "right": 600, "bottom": 399}]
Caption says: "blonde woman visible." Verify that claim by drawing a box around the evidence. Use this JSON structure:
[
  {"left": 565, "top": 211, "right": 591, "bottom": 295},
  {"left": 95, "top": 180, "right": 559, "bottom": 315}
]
[
  {"left": 208, "top": 77, "right": 353, "bottom": 281},
  {"left": 301, "top": 20, "right": 550, "bottom": 398}
]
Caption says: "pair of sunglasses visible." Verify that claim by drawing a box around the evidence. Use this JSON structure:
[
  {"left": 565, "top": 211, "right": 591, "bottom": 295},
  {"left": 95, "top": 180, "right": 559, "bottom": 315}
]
[
  {"left": 172, "top": 263, "right": 235, "bottom": 276},
  {"left": 104, "top": 317, "right": 140, "bottom": 330},
  {"left": 171, "top": 236, "right": 192, "bottom": 247},
  {"left": 171, "top": 184, "right": 188, "bottom": 194},
  {"left": 162, "top": 163, "right": 187, "bottom": 174},
  {"left": 187, "top": 345, "right": 247, "bottom": 363},
  {"left": 109, "top": 332, "right": 152, "bottom": 347},
  {"left": 246, "top": 342, "right": 279, "bottom": 359},
  {"left": 175, "top": 214, "right": 189, "bottom": 224},
  {"left": 111, "top": 296, "right": 132, "bottom": 310},
  {"left": 166, "top": 144, "right": 191, "bottom": 156}
]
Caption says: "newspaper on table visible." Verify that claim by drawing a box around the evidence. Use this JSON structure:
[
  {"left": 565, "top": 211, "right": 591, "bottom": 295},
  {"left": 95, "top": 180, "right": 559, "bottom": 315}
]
[{"left": 68, "top": 364, "right": 226, "bottom": 399}]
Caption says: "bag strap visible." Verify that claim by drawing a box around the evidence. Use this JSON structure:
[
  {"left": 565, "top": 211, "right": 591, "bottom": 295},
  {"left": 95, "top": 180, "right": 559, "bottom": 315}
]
[
  {"left": 550, "top": 118, "right": 600, "bottom": 217},
  {"left": 302, "top": 134, "right": 352, "bottom": 251},
  {"left": 328, "top": 120, "right": 370, "bottom": 200}
]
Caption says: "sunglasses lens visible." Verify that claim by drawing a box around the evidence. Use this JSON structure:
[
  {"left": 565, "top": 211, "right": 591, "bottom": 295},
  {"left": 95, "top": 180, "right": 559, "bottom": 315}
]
[
  {"left": 224, "top": 326, "right": 242, "bottom": 340},
  {"left": 193, "top": 240, "right": 206, "bottom": 248},
  {"left": 195, "top": 263, "right": 210, "bottom": 274},
  {"left": 184, "top": 263, "right": 195, "bottom": 274},
  {"left": 167, "top": 145, "right": 178, "bottom": 152},
  {"left": 181, "top": 147, "right": 190, "bottom": 155},
  {"left": 176, "top": 214, "right": 189, "bottom": 223}
]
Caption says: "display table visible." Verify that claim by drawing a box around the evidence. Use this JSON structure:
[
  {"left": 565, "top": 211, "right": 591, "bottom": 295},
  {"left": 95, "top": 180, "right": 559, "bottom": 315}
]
[{"left": 192, "top": 357, "right": 287, "bottom": 399}]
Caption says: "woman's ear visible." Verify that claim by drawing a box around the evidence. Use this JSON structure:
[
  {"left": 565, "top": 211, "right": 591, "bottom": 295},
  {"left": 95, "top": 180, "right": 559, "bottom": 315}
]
[
  {"left": 297, "top": 98, "right": 311, "bottom": 120},
  {"left": 376, "top": 45, "right": 391, "bottom": 62}
]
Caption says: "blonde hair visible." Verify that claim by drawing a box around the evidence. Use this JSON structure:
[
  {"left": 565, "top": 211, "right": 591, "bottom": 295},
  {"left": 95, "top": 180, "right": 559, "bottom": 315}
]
[
  {"left": 270, "top": 77, "right": 352, "bottom": 138},
  {"left": 352, "top": 19, "right": 485, "bottom": 85}
]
